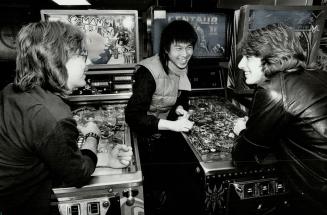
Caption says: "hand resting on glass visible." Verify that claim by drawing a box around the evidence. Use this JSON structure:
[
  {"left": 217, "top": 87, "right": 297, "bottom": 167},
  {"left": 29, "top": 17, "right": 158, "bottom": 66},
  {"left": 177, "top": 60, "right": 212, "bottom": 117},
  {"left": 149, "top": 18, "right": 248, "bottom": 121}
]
[
  {"left": 233, "top": 116, "right": 248, "bottom": 136},
  {"left": 97, "top": 144, "right": 133, "bottom": 168}
]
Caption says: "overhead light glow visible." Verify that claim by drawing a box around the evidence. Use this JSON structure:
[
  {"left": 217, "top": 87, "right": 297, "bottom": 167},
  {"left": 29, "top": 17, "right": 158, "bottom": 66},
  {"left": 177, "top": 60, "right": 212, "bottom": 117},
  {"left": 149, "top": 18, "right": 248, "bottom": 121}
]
[{"left": 51, "top": 0, "right": 91, "bottom": 5}]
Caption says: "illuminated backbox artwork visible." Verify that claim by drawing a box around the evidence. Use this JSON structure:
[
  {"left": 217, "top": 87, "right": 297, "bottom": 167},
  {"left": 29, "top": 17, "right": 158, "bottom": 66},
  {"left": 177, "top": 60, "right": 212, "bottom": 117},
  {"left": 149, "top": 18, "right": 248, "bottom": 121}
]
[
  {"left": 167, "top": 12, "right": 228, "bottom": 58},
  {"left": 41, "top": 10, "right": 139, "bottom": 66},
  {"left": 151, "top": 9, "right": 233, "bottom": 61}
]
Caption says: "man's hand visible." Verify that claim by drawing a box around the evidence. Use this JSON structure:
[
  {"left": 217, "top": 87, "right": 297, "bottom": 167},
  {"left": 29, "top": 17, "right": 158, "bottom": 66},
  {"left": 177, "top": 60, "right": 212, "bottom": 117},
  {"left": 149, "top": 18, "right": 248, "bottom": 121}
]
[
  {"left": 158, "top": 118, "right": 194, "bottom": 132},
  {"left": 233, "top": 116, "right": 248, "bottom": 136},
  {"left": 77, "top": 121, "right": 101, "bottom": 137},
  {"left": 176, "top": 105, "right": 190, "bottom": 119},
  {"left": 100, "top": 144, "right": 133, "bottom": 168},
  {"left": 173, "top": 118, "right": 194, "bottom": 132}
]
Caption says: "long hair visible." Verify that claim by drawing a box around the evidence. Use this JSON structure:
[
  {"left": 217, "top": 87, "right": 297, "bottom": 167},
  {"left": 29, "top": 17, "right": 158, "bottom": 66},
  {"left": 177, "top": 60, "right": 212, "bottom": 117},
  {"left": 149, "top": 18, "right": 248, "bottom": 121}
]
[
  {"left": 159, "top": 20, "right": 198, "bottom": 73},
  {"left": 240, "top": 23, "right": 307, "bottom": 78},
  {"left": 14, "top": 21, "right": 86, "bottom": 95}
]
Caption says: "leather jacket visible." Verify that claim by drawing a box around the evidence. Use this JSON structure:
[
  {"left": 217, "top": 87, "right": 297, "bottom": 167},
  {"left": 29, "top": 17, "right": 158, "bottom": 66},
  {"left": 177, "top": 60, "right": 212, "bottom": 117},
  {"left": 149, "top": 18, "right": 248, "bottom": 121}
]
[{"left": 232, "top": 68, "right": 327, "bottom": 209}]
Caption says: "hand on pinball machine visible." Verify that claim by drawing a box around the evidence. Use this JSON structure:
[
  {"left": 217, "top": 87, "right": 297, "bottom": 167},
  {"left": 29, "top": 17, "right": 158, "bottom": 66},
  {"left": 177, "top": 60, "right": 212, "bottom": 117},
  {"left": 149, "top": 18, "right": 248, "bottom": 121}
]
[
  {"left": 176, "top": 105, "right": 190, "bottom": 119},
  {"left": 104, "top": 144, "right": 133, "bottom": 169},
  {"left": 173, "top": 118, "right": 194, "bottom": 132},
  {"left": 233, "top": 116, "right": 249, "bottom": 136},
  {"left": 158, "top": 118, "right": 194, "bottom": 132},
  {"left": 77, "top": 121, "right": 101, "bottom": 137}
]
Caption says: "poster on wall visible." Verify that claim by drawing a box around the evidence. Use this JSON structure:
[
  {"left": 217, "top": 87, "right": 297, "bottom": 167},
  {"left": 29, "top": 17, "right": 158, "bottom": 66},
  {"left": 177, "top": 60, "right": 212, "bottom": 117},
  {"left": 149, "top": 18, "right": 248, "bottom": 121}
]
[{"left": 41, "top": 10, "right": 139, "bottom": 67}]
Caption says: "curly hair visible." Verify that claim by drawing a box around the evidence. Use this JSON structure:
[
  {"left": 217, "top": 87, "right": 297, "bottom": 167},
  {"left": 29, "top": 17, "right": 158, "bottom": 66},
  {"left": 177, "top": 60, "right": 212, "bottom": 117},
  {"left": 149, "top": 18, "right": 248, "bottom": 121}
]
[
  {"left": 240, "top": 23, "right": 307, "bottom": 78},
  {"left": 159, "top": 20, "right": 198, "bottom": 73},
  {"left": 14, "top": 21, "right": 86, "bottom": 95}
]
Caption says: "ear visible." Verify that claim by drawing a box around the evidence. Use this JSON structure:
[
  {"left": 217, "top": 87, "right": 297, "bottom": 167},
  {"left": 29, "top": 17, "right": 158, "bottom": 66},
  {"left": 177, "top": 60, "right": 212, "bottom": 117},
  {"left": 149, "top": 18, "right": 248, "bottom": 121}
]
[{"left": 261, "top": 56, "right": 272, "bottom": 76}]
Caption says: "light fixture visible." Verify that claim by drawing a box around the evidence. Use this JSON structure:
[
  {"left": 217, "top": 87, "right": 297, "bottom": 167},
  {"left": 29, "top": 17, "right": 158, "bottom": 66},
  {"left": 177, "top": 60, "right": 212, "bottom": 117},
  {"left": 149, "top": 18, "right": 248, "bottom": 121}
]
[{"left": 51, "top": 0, "right": 91, "bottom": 5}]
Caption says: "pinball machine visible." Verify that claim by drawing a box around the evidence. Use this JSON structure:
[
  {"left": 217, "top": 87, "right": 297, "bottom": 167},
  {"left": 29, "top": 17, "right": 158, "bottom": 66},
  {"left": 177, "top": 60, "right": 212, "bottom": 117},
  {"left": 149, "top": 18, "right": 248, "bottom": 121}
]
[
  {"left": 50, "top": 65, "right": 144, "bottom": 215},
  {"left": 182, "top": 96, "right": 289, "bottom": 215}
]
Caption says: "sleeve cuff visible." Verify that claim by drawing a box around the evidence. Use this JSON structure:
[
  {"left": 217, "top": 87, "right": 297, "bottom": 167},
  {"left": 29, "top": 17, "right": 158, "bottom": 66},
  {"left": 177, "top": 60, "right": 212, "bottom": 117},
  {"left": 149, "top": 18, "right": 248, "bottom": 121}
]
[
  {"left": 242, "top": 135, "right": 271, "bottom": 149},
  {"left": 81, "top": 149, "right": 98, "bottom": 165}
]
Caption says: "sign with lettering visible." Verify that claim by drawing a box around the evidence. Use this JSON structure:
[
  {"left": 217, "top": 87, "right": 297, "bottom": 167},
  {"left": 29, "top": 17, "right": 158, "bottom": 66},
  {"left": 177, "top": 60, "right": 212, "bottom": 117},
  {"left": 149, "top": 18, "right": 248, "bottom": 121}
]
[{"left": 167, "top": 12, "right": 228, "bottom": 58}]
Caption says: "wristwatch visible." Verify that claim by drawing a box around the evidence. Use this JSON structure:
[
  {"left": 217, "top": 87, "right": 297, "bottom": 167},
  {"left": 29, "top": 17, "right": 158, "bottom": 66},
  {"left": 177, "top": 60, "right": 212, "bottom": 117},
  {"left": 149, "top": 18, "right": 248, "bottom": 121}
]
[{"left": 84, "top": 132, "right": 100, "bottom": 142}]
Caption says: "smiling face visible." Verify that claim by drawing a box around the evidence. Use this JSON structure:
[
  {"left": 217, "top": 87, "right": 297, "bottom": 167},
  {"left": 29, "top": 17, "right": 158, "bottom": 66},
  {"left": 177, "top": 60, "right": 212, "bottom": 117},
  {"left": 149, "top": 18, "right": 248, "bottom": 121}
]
[
  {"left": 238, "top": 56, "right": 266, "bottom": 85},
  {"left": 65, "top": 54, "right": 88, "bottom": 91},
  {"left": 167, "top": 41, "right": 194, "bottom": 69}
]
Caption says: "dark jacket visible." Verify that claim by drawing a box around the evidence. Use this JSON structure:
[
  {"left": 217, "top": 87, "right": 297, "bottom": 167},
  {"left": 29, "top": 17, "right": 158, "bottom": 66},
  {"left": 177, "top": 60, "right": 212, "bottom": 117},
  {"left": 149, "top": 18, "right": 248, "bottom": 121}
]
[
  {"left": 232, "top": 68, "right": 327, "bottom": 212},
  {"left": 0, "top": 84, "right": 97, "bottom": 215}
]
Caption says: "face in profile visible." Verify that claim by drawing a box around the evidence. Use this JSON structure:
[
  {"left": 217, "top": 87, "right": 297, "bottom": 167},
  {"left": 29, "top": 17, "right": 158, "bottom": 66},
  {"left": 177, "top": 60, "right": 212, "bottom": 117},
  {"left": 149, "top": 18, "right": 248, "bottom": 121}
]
[
  {"left": 167, "top": 41, "right": 194, "bottom": 69},
  {"left": 65, "top": 52, "right": 88, "bottom": 91},
  {"left": 238, "top": 56, "right": 266, "bottom": 85}
]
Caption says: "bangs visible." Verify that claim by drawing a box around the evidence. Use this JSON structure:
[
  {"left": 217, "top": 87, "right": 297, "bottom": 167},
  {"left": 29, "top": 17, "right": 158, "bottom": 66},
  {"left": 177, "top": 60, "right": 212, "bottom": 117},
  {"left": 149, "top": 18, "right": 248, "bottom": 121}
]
[{"left": 172, "top": 31, "right": 198, "bottom": 45}]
